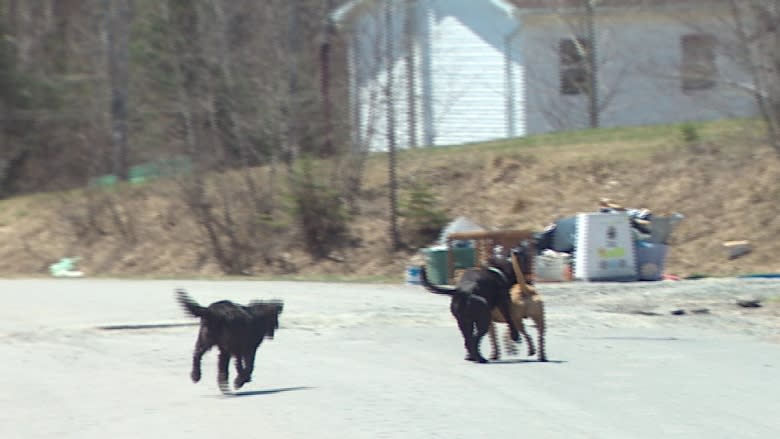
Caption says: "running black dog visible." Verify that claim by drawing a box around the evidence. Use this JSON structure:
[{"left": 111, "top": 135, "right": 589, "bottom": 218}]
[
  {"left": 420, "top": 258, "right": 520, "bottom": 363},
  {"left": 175, "top": 289, "right": 283, "bottom": 393}
]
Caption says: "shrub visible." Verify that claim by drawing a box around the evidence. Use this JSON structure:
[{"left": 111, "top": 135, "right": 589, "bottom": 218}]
[
  {"left": 400, "top": 183, "right": 449, "bottom": 247},
  {"left": 680, "top": 123, "right": 700, "bottom": 144},
  {"left": 289, "top": 158, "right": 351, "bottom": 260}
]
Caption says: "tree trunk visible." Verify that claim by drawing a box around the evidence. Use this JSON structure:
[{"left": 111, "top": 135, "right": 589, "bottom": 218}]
[
  {"left": 105, "top": 0, "right": 133, "bottom": 181},
  {"left": 385, "top": 0, "right": 401, "bottom": 250}
]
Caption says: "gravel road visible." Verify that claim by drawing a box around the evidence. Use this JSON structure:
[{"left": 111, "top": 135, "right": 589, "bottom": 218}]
[{"left": 1, "top": 277, "right": 778, "bottom": 438}]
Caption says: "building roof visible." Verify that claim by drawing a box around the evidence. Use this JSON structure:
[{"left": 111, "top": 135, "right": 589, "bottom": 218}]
[
  {"left": 332, "top": 0, "right": 517, "bottom": 24},
  {"left": 332, "top": 0, "right": 716, "bottom": 24},
  {"left": 508, "top": 0, "right": 709, "bottom": 7}
]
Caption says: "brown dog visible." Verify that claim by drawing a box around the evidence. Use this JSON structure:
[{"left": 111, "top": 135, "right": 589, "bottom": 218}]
[
  {"left": 488, "top": 283, "right": 546, "bottom": 361},
  {"left": 488, "top": 251, "right": 547, "bottom": 362}
]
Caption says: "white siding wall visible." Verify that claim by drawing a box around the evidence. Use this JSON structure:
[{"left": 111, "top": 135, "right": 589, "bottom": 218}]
[
  {"left": 350, "top": 4, "right": 396, "bottom": 151},
  {"left": 427, "top": 1, "right": 524, "bottom": 145},
  {"left": 427, "top": 0, "right": 525, "bottom": 146},
  {"left": 519, "top": 9, "right": 756, "bottom": 135},
  {"left": 349, "top": 0, "right": 426, "bottom": 151},
  {"left": 346, "top": 2, "right": 758, "bottom": 149},
  {"left": 347, "top": 0, "right": 525, "bottom": 150}
]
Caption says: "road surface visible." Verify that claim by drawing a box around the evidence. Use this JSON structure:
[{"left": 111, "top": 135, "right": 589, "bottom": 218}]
[{"left": 1, "top": 278, "right": 778, "bottom": 438}]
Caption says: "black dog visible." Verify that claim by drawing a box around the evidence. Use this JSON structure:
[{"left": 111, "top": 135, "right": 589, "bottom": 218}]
[
  {"left": 420, "top": 257, "right": 520, "bottom": 363},
  {"left": 175, "top": 289, "right": 283, "bottom": 393}
]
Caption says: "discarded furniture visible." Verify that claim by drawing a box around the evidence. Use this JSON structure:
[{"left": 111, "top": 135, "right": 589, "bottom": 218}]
[{"left": 445, "top": 229, "right": 536, "bottom": 284}]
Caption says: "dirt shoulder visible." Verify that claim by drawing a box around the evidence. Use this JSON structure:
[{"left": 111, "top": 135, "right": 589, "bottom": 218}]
[
  {"left": 538, "top": 277, "right": 780, "bottom": 344},
  {"left": 0, "top": 125, "right": 778, "bottom": 280}
]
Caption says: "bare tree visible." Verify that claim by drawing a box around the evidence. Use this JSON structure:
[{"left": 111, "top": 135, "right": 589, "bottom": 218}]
[
  {"left": 584, "top": 0, "right": 599, "bottom": 128},
  {"left": 726, "top": 0, "right": 780, "bottom": 154},
  {"left": 1, "top": 0, "right": 107, "bottom": 195},
  {"left": 384, "top": 0, "right": 401, "bottom": 250},
  {"left": 149, "top": 0, "right": 358, "bottom": 271},
  {"left": 1, "top": 0, "right": 362, "bottom": 272},
  {"left": 335, "top": 0, "right": 410, "bottom": 248},
  {"left": 159, "top": 0, "right": 272, "bottom": 274},
  {"left": 105, "top": 0, "right": 133, "bottom": 180},
  {"left": 522, "top": 0, "right": 629, "bottom": 133},
  {"left": 651, "top": 0, "right": 780, "bottom": 154}
]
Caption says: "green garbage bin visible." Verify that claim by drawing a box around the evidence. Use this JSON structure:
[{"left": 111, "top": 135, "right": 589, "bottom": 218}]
[
  {"left": 129, "top": 163, "right": 160, "bottom": 184},
  {"left": 421, "top": 246, "right": 476, "bottom": 285},
  {"left": 90, "top": 174, "right": 118, "bottom": 188}
]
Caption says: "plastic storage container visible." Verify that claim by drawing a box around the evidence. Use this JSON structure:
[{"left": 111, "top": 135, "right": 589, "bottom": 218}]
[
  {"left": 573, "top": 212, "right": 638, "bottom": 282},
  {"left": 535, "top": 253, "right": 573, "bottom": 282},
  {"left": 405, "top": 265, "right": 422, "bottom": 285},
  {"left": 648, "top": 213, "right": 684, "bottom": 244},
  {"left": 635, "top": 241, "right": 668, "bottom": 281}
]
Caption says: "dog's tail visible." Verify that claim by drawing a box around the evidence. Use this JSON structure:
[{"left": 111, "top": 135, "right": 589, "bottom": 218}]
[
  {"left": 419, "top": 266, "right": 459, "bottom": 296},
  {"left": 175, "top": 288, "right": 207, "bottom": 318}
]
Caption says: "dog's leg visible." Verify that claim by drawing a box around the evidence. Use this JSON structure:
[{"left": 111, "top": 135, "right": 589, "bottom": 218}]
[
  {"left": 457, "top": 318, "right": 475, "bottom": 361},
  {"left": 217, "top": 349, "right": 231, "bottom": 394},
  {"left": 190, "top": 328, "right": 211, "bottom": 383},
  {"left": 502, "top": 327, "right": 518, "bottom": 356},
  {"left": 488, "top": 322, "right": 500, "bottom": 361},
  {"left": 233, "top": 354, "right": 246, "bottom": 388},
  {"left": 519, "top": 318, "right": 535, "bottom": 357},
  {"left": 191, "top": 344, "right": 205, "bottom": 383},
  {"left": 233, "top": 354, "right": 246, "bottom": 389},
  {"left": 457, "top": 318, "right": 484, "bottom": 363},
  {"left": 473, "top": 312, "right": 490, "bottom": 363},
  {"left": 535, "top": 306, "right": 547, "bottom": 362},
  {"left": 497, "top": 298, "right": 520, "bottom": 343},
  {"left": 452, "top": 299, "right": 473, "bottom": 362},
  {"left": 453, "top": 296, "right": 487, "bottom": 363},
  {"left": 235, "top": 348, "right": 257, "bottom": 389}
]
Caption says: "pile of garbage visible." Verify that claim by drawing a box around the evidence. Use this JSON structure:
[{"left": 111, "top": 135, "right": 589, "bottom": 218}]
[
  {"left": 533, "top": 199, "right": 683, "bottom": 282},
  {"left": 410, "top": 203, "right": 684, "bottom": 286}
]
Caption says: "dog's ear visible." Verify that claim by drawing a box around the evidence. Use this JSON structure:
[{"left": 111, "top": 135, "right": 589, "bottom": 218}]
[
  {"left": 265, "top": 312, "right": 280, "bottom": 338},
  {"left": 270, "top": 299, "right": 283, "bottom": 314}
]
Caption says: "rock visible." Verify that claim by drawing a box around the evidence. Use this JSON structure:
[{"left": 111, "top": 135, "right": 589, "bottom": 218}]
[{"left": 723, "top": 240, "right": 751, "bottom": 259}]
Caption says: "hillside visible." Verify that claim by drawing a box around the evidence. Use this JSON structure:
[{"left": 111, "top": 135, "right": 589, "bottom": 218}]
[{"left": 0, "top": 120, "right": 778, "bottom": 281}]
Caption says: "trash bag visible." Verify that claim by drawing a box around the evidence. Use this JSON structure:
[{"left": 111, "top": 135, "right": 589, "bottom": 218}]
[
  {"left": 551, "top": 216, "right": 577, "bottom": 253},
  {"left": 49, "top": 257, "right": 84, "bottom": 278},
  {"left": 534, "top": 224, "right": 556, "bottom": 254},
  {"left": 437, "top": 216, "right": 485, "bottom": 246}
]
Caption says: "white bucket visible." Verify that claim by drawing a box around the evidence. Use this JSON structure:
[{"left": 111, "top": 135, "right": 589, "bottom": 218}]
[
  {"left": 405, "top": 265, "right": 422, "bottom": 285},
  {"left": 535, "top": 254, "right": 573, "bottom": 282}
]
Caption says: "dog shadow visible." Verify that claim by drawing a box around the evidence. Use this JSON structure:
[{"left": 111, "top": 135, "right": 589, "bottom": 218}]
[
  {"left": 487, "top": 358, "right": 566, "bottom": 365},
  {"left": 220, "top": 386, "right": 314, "bottom": 398}
]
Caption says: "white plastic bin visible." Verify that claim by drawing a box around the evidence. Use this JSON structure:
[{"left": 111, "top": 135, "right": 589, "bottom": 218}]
[{"left": 574, "top": 212, "right": 638, "bottom": 282}]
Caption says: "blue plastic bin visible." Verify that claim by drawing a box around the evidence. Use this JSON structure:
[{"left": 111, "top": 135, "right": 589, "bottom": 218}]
[{"left": 635, "top": 241, "right": 668, "bottom": 281}]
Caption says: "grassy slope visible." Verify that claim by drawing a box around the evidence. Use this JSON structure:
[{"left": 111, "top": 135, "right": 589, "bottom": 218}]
[{"left": 0, "top": 119, "right": 778, "bottom": 281}]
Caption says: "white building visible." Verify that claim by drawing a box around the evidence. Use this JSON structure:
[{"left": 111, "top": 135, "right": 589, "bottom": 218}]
[{"left": 334, "top": 0, "right": 756, "bottom": 150}]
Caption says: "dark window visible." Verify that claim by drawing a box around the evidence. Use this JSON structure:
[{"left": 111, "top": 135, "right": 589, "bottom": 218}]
[
  {"left": 560, "top": 37, "right": 591, "bottom": 95},
  {"left": 681, "top": 34, "right": 717, "bottom": 92}
]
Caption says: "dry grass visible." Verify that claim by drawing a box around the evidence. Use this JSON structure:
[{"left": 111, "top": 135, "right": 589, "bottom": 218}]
[{"left": 0, "top": 119, "right": 778, "bottom": 281}]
